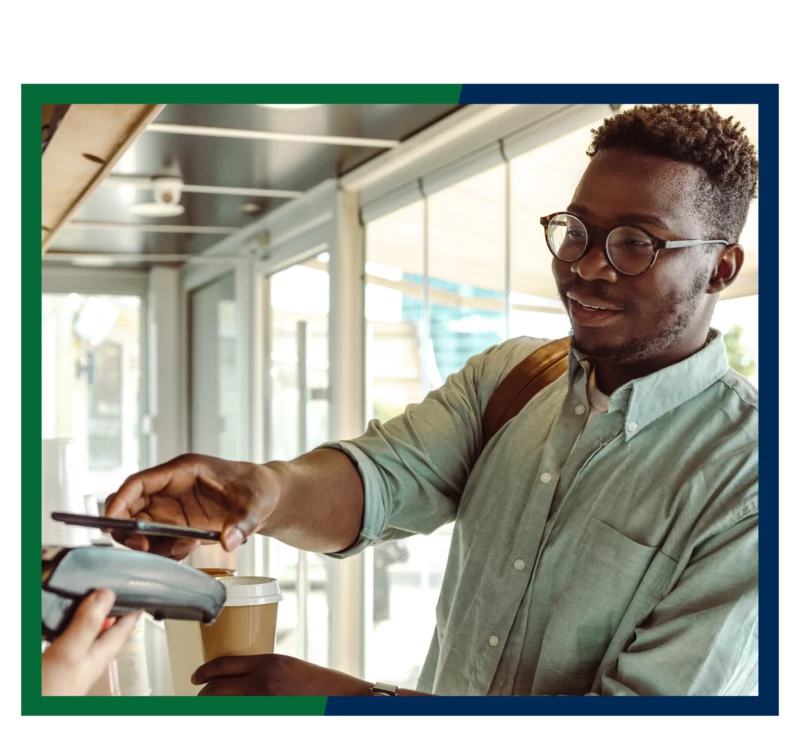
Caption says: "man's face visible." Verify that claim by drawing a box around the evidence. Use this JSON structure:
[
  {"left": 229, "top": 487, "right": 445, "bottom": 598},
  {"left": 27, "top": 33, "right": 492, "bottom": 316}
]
[{"left": 553, "top": 148, "right": 716, "bottom": 364}]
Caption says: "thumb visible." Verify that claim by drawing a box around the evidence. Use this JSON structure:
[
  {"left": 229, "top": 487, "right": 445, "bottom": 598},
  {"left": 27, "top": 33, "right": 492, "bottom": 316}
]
[
  {"left": 221, "top": 507, "right": 260, "bottom": 552},
  {"left": 58, "top": 589, "right": 116, "bottom": 655}
]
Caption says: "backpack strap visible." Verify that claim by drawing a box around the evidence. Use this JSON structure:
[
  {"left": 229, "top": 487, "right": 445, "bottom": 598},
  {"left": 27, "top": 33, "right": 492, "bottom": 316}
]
[{"left": 480, "top": 336, "right": 572, "bottom": 451}]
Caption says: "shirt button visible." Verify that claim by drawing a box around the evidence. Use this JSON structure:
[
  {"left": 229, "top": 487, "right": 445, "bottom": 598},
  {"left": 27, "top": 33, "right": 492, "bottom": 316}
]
[
  {"left": 575, "top": 405, "right": 586, "bottom": 415},
  {"left": 627, "top": 421, "right": 638, "bottom": 433},
  {"left": 488, "top": 635, "right": 499, "bottom": 647},
  {"left": 540, "top": 472, "right": 552, "bottom": 483},
  {"left": 514, "top": 559, "right": 525, "bottom": 570}
]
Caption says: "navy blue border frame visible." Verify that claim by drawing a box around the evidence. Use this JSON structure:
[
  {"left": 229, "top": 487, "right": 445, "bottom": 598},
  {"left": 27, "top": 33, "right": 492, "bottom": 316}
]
[{"left": 326, "top": 83, "right": 778, "bottom": 717}]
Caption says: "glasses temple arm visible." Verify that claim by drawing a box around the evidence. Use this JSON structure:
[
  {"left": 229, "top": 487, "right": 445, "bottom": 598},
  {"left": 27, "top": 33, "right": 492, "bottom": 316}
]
[{"left": 663, "top": 239, "right": 730, "bottom": 249}]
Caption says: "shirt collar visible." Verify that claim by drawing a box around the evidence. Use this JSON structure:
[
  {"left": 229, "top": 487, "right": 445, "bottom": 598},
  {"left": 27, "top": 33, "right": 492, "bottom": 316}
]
[{"left": 567, "top": 329, "right": 729, "bottom": 441}]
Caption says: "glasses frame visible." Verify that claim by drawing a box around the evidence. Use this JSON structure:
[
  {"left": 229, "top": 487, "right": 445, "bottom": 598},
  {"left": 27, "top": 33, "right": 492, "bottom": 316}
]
[{"left": 540, "top": 212, "right": 730, "bottom": 276}]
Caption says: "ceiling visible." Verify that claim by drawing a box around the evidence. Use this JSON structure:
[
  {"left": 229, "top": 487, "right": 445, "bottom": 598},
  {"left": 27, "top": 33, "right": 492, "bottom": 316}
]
[{"left": 45, "top": 103, "right": 461, "bottom": 261}]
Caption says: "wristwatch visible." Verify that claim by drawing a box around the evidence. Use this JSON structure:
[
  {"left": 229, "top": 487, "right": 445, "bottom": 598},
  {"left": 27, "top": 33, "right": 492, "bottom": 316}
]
[{"left": 369, "top": 681, "right": 398, "bottom": 696}]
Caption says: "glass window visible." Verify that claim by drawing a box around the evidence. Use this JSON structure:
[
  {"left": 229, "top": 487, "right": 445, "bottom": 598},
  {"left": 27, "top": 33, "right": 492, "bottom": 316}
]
[
  {"left": 365, "top": 201, "right": 431, "bottom": 686},
  {"left": 713, "top": 295, "right": 759, "bottom": 387},
  {"left": 363, "top": 166, "right": 508, "bottom": 688},
  {"left": 365, "top": 201, "right": 425, "bottom": 422},
  {"left": 266, "top": 254, "right": 331, "bottom": 668},
  {"left": 41, "top": 293, "right": 142, "bottom": 546},
  {"left": 268, "top": 256, "right": 330, "bottom": 460},
  {"left": 189, "top": 273, "right": 240, "bottom": 459},
  {"left": 427, "top": 165, "right": 507, "bottom": 386}
]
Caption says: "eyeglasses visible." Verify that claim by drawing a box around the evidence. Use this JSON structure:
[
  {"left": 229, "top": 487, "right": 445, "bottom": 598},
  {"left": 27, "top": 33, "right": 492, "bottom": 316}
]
[{"left": 540, "top": 212, "right": 729, "bottom": 277}]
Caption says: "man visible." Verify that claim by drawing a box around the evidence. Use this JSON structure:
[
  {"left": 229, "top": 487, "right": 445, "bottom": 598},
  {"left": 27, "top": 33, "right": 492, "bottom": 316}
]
[{"left": 106, "top": 104, "right": 759, "bottom": 696}]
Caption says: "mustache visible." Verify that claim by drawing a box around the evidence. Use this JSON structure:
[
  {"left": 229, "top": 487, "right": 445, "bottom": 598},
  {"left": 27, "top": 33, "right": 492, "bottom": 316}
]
[{"left": 558, "top": 280, "right": 634, "bottom": 310}]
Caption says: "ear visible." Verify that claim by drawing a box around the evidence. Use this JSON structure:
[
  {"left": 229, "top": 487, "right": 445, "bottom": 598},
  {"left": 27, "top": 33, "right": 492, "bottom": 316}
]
[{"left": 707, "top": 243, "right": 744, "bottom": 295}]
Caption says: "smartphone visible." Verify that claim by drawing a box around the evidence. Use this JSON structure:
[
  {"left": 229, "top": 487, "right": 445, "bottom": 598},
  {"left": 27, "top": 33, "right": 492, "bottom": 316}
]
[{"left": 50, "top": 512, "right": 223, "bottom": 543}]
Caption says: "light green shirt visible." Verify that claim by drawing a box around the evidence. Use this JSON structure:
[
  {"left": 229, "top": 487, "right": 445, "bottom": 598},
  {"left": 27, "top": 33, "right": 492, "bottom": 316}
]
[{"left": 323, "top": 330, "right": 758, "bottom": 696}]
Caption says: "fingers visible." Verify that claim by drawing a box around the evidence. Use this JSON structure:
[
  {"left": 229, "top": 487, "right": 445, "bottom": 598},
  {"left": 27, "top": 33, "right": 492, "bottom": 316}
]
[
  {"left": 106, "top": 454, "right": 260, "bottom": 556},
  {"left": 107, "top": 455, "right": 205, "bottom": 518},
  {"left": 221, "top": 506, "right": 262, "bottom": 552},
  {"left": 192, "top": 655, "right": 262, "bottom": 685},
  {"left": 221, "top": 524, "right": 245, "bottom": 552},
  {"left": 105, "top": 467, "right": 172, "bottom": 519},
  {"left": 58, "top": 589, "right": 116, "bottom": 656},
  {"left": 90, "top": 610, "right": 141, "bottom": 664},
  {"left": 169, "top": 538, "right": 202, "bottom": 559},
  {"left": 106, "top": 455, "right": 208, "bottom": 556},
  {"left": 115, "top": 532, "right": 149, "bottom": 551}
]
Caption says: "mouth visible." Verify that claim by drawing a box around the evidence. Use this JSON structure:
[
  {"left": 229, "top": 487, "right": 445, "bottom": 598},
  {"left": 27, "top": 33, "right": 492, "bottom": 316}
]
[{"left": 566, "top": 292, "right": 625, "bottom": 328}]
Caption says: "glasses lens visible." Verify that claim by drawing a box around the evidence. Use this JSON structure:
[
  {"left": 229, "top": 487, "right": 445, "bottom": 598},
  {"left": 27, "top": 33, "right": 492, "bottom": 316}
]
[
  {"left": 607, "top": 226, "right": 657, "bottom": 275},
  {"left": 548, "top": 214, "right": 587, "bottom": 261}
]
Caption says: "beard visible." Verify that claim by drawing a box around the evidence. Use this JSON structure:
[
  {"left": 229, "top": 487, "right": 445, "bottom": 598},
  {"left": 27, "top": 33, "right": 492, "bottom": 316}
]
[{"left": 570, "top": 270, "right": 709, "bottom": 365}]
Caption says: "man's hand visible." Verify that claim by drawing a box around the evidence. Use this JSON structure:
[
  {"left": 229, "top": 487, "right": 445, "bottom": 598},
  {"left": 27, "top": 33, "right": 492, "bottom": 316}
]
[
  {"left": 192, "top": 654, "right": 373, "bottom": 696},
  {"left": 42, "top": 589, "right": 140, "bottom": 696},
  {"left": 104, "top": 454, "right": 278, "bottom": 558}
]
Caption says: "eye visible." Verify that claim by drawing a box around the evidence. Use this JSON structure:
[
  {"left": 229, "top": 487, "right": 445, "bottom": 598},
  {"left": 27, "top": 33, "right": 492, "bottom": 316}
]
[{"left": 622, "top": 238, "right": 652, "bottom": 248}]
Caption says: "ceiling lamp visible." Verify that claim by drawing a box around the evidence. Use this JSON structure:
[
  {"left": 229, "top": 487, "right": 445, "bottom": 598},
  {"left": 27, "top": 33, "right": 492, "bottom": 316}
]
[
  {"left": 128, "top": 176, "right": 184, "bottom": 218},
  {"left": 129, "top": 176, "right": 185, "bottom": 217}
]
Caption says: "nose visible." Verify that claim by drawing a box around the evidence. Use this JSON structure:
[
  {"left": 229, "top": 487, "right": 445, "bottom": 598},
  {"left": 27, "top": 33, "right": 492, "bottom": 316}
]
[{"left": 571, "top": 233, "right": 618, "bottom": 283}]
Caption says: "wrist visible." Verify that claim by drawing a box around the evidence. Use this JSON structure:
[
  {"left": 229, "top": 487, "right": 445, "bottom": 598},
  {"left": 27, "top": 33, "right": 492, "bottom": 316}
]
[{"left": 252, "top": 461, "right": 287, "bottom": 534}]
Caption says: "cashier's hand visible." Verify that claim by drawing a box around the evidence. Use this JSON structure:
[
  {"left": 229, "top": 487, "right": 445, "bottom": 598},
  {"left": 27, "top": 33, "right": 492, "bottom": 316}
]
[
  {"left": 192, "top": 654, "right": 372, "bottom": 696},
  {"left": 105, "top": 454, "right": 276, "bottom": 558},
  {"left": 42, "top": 589, "right": 140, "bottom": 697}
]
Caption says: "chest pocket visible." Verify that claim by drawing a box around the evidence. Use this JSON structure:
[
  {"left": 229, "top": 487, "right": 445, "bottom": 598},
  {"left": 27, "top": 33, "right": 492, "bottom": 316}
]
[{"left": 540, "top": 517, "right": 666, "bottom": 679}]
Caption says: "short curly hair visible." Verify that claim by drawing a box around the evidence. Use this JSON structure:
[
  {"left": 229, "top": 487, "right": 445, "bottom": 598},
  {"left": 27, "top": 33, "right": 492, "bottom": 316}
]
[{"left": 588, "top": 104, "right": 758, "bottom": 243}]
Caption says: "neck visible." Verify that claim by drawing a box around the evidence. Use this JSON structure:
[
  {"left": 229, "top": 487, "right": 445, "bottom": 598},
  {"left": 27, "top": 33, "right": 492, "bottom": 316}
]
[{"left": 593, "top": 331, "right": 712, "bottom": 396}]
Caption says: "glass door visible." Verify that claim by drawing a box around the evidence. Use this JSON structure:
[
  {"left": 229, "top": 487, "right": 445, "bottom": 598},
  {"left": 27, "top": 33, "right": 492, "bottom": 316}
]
[
  {"left": 263, "top": 252, "right": 332, "bottom": 668},
  {"left": 189, "top": 272, "right": 241, "bottom": 459}
]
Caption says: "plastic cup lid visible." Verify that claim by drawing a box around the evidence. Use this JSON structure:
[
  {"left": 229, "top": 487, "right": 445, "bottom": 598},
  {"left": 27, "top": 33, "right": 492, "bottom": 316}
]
[{"left": 221, "top": 576, "right": 283, "bottom": 607}]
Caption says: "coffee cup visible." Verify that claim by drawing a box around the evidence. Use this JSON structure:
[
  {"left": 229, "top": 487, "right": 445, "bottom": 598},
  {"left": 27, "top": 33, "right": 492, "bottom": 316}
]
[{"left": 201, "top": 576, "right": 282, "bottom": 661}]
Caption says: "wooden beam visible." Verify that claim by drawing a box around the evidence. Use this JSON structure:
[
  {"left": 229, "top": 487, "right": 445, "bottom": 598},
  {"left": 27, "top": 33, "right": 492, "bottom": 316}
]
[{"left": 41, "top": 104, "right": 165, "bottom": 251}]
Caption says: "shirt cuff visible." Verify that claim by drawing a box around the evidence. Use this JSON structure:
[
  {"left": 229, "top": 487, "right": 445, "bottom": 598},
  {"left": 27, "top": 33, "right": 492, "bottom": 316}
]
[{"left": 317, "top": 440, "right": 386, "bottom": 559}]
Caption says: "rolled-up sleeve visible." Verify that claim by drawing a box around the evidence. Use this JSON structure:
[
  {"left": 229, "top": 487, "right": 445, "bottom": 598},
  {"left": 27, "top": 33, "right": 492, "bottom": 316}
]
[{"left": 321, "top": 338, "right": 542, "bottom": 559}]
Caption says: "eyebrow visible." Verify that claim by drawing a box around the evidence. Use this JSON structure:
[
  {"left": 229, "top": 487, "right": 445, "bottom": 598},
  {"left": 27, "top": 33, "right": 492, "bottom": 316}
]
[{"left": 567, "top": 204, "right": 672, "bottom": 232}]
